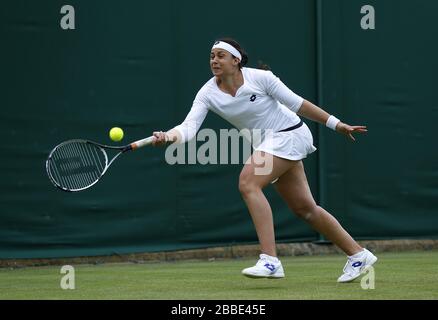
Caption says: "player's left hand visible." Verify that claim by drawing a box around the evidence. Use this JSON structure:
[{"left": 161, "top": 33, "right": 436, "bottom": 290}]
[{"left": 336, "top": 123, "right": 368, "bottom": 142}]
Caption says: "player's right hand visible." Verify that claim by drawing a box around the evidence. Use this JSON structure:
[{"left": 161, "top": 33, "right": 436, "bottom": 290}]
[{"left": 152, "top": 131, "right": 169, "bottom": 147}]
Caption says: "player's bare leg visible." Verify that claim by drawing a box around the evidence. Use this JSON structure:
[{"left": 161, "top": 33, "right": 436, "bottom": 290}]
[
  {"left": 273, "top": 160, "right": 362, "bottom": 255},
  {"left": 239, "top": 151, "right": 294, "bottom": 257},
  {"left": 239, "top": 151, "right": 295, "bottom": 278}
]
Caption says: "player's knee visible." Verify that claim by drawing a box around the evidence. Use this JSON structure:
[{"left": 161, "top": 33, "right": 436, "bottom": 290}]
[
  {"left": 293, "top": 204, "right": 319, "bottom": 221},
  {"left": 238, "top": 174, "right": 257, "bottom": 197}
]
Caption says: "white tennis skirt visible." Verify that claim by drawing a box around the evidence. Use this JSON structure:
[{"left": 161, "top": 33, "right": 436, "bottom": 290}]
[{"left": 254, "top": 122, "right": 317, "bottom": 161}]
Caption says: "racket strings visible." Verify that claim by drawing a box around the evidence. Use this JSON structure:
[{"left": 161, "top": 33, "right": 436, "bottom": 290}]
[{"left": 48, "top": 141, "right": 107, "bottom": 191}]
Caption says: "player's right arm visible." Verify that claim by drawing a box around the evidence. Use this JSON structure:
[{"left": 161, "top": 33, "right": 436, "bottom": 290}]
[{"left": 152, "top": 88, "right": 210, "bottom": 146}]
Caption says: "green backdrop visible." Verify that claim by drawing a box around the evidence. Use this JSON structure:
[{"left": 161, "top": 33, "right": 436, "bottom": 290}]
[{"left": 1, "top": 0, "right": 437, "bottom": 259}]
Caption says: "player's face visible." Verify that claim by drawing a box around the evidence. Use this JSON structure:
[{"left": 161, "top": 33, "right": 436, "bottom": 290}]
[{"left": 210, "top": 49, "right": 239, "bottom": 76}]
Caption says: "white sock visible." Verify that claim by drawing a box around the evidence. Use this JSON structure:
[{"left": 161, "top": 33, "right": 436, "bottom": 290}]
[
  {"left": 261, "top": 253, "right": 279, "bottom": 263},
  {"left": 349, "top": 249, "right": 366, "bottom": 259}
]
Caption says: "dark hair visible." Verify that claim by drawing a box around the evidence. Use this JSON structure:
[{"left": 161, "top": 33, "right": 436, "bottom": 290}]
[
  {"left": 216, "top": 38, "right": 249, "bottom": 69},
  {"left": 215, "top": 38, "right": 271, "bottom": 70}
]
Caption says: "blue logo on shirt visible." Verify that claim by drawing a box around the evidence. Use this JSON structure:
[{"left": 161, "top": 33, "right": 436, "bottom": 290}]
[{"left": 250, "top": 95, "right": 257, "bottom": 102}]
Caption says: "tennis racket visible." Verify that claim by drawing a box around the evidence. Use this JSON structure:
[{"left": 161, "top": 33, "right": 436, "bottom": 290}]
[{"left": 46, "top": 136, "right": 154, "bottom": 192}]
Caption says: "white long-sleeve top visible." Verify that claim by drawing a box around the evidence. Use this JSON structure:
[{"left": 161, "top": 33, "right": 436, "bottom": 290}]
[{"left": 173, "top": 67, "right": 304, "bottom": 143}]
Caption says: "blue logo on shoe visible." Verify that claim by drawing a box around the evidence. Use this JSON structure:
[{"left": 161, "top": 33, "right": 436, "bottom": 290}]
[
  {"left": 352, "top": 261, "right": 363, "bottom": 268},
  {"left": 264, "top": 263, "right": 275, "bottom": 271}
]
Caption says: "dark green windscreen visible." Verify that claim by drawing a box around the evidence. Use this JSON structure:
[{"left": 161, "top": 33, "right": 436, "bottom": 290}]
[{"left": 0, "top": 0, "right": 436, "bottom": 259}]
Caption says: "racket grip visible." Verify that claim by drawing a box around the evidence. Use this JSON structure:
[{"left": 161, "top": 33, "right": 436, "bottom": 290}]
[{"left": 130, "top": 136, "right": 154, "bottom": 150}]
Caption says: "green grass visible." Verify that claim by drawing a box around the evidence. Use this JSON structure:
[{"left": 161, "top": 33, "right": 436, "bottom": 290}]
[{"left": 1, "top": 250, "right": 438, "bottom": 299}]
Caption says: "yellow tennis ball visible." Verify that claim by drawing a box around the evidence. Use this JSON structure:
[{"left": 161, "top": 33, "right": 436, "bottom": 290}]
[{"left": 109, "top": 127, "right": 124, "bottom": 142}]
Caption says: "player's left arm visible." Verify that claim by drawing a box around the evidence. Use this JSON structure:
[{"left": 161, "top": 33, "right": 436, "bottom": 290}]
[
  {"left": 262, "top": 70, "right": 367, "bottom": 141},
  {"left": 297, "top": 99, "right": 368, "bottom": 141}
]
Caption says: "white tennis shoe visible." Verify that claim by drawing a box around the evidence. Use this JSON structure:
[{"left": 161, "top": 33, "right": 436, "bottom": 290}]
[
  {"left": 242, "top": 254, "right": 285, "bottom": 279},
  {"left": 337, "top": 248, "right": 378, "bottom": 283}
]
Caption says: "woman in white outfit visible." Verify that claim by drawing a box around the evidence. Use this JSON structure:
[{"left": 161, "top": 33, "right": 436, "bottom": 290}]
[{"left": 152, "top": 38, "right": 377, "bottom": 282}]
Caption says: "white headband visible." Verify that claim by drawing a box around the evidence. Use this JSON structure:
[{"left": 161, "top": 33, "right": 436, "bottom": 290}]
[{"left": 212, "top": 41, "right": 242, "bottom": 61}]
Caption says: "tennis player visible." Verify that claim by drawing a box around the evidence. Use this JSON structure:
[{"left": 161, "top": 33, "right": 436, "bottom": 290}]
[{"left": 152, "top": 38, "right": 377, "bottom": 282}]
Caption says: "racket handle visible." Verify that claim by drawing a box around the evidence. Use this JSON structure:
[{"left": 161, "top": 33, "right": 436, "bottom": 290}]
[{"left": 130, "top": 136, "right": 154, "bottom": 150}]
